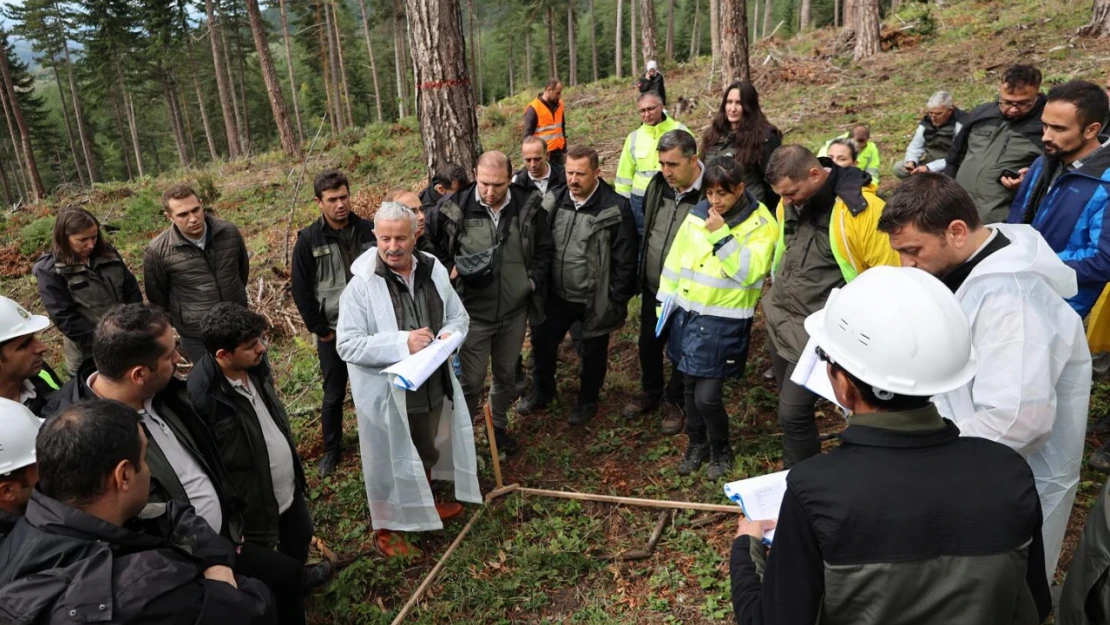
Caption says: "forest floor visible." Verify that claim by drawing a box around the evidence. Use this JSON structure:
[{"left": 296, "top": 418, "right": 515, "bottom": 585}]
[{"left": 3, "top": 0, "right": 1110, "bottom": 622}]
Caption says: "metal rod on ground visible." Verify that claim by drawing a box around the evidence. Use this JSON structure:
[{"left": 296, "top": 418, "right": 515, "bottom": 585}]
[
  {"left": 282, "top": 114, "right": 328, "bottom": 268},
  {"left": 483, "top": 403, "right": 504, "bottom": 489},
  {"left": 518, "top": 487, "right": 743, "bottom": 514},
  {"left": 388, "top": 506, "right": 486, "bottom": 625}
]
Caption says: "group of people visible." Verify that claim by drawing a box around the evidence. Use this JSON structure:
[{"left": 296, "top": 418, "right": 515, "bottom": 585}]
[{"left": 1, "top": 57, "right": 1110, "bottom": 623}]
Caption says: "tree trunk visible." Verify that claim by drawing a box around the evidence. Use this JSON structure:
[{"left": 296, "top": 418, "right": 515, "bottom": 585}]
[
  {"left": 508, "top": 35, "right": 514, "bottom": 94},
  {"left": 640, "top": 0, "right": 658, "bottom": 68},
  {"left": 246, "top": 0, "right": 303, "bottom": 158},
  {"left": 52, "top": 64, "right": 86, "bottom": 187},
  {"left": 187, "top": 29, "right": 220, "bottom": 161},
  {"left": 834, "top": 0, "right": 840, "bottom": 27},
  {"left": 853, "top": 0, "right": 879, "bottom": 59},
  {"left": 393, "top": 0, "right": 408, "bottom": 118},
  {"left": 330, "top": 0, "right": 355, "bottom": 127},
  {"left": 0, "top": 140, "right": 12, "bottom": 205},
  {"left": 546, "top": 6, "right": 557, "bottom": 79},
  {"left": 568, "top": 0, "right": 577, "bottom": 86},
  {"left": 615, "top": 0, "right": 623, "bottom": 79},
  {"left": 178, "top": 86, "right": 198, "bottom": 164},
  {"left": 404, "top": 0, "right": 480, "bottom": 173},
  {"left": 160, "top": 68, "right": 190, "bottom": 169},
  {"left": 0, "top": 36, "right": 45, "bottom": 199},
  {"left": 467, "top": 0, "right": 477, "bottom": 101},
  {"left": 525, "top": 27, "right": 533, "bottom": 86},
  {"left": 322, "top": 1, "right": 343, "bottom": 130},
  {"left": 357, "top": 0, "right": 385, "bottom": 122},
  {"left": 204, "top": 0, "right": 240, "bottom": 158},
  {"left": 762, "top": 0, "right": 773, "bottom": 38},
  {"left": 842, "top": 0, "right": 856, "bottom": 35},
  {"left": 665, "top": 0, "right": 675, "bottom": 60},
  {"left": 1080, "top": 0, "right": 1110, "bottom": 37},
  {"left": 279, "top": 0, "right": 307, "bottom": 138},
  {"left": 230, "top": 20, "right": 253, "bottom": 152},
  {"left": 719, "top": 0, "right": 750, "bottom": 87},
  {"left": 60, "top": 42, "right": 95, "bottom": 183},
  {"left": 800, "top": 0, "right": 811, "bottom": 30},
  {"left": 317, "top": 1, "right": 336, "bottom": 130},
  {"left": 110, "top": 94, "right": 133, "bottom": 180},
  {"left": 475, "top": 0, "right": 484, "bottom": 101},
  {"left": 709, "top": 0, "right": 720, "bottom": 69},
  {"left": 630, "top": 0, "right": 638, "bottom": 75},
  {"left": 752, "top": 0, "right": 759, "bottom": 39},
  {"left": 590, "top": 0, "right": 599, "bottom": 81},
  {"left": 116, "top": 59, "right": 145, "bottom": 179},
  {"left": 689, "top": 0, "right": 700, "bottom": 58},
  {"left": 0, "top": 81, "right": 28, "bottom": 199}
]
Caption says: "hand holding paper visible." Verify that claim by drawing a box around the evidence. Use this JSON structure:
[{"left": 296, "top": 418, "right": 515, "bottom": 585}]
[
  {"left": 724, "top": 470, "right": 789, "bottom": 543},
  {"left": 383, "top": 331, "right": 467, "bottom": 391}
]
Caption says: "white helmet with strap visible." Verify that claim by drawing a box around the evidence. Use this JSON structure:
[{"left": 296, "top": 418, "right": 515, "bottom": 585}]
[
  {"left": 0, "top": 397, "right": 41, "bottom": 475},
  {"left": 0, "top": 296, "right": 50, "bottom": 345},
  {"left": 803, "top": 266, "right": 978, "bottom": 398}
]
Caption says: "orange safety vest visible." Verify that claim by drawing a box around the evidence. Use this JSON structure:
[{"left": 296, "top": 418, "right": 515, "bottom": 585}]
[{"left": 529, "top": 97, "right": 565, "bottom": 152}]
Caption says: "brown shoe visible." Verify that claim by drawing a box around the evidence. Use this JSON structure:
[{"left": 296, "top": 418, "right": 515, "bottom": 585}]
[
  {"left": 660, "top": 401, "right": 685, "bottom": 435},
  {"left": 621, "top": 391, "right": 659, "bottom": 419}
]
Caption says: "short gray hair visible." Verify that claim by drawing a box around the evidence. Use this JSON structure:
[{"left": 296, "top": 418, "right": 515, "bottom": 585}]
[
  {"left": 657, "top": 129, "right": 697, "bottom": 158},
  {"left": 926, "top": 91, "right": 954, "bottom": 109},
  {"left": 637, "top": 91, "right": 663, "bottom": 107},
  {"left": 374, "top": 202, "right": 417, "bottom": 233}
]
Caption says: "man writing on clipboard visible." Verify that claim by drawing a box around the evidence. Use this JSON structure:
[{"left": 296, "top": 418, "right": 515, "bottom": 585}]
[{"left": 730, "top": 267, "right": 1050, "bottom": 625}]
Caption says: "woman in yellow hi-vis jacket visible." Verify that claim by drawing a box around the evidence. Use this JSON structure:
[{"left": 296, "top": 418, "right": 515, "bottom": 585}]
[{"left": 657, "top": 158, "right": 778, "bottom": 479}]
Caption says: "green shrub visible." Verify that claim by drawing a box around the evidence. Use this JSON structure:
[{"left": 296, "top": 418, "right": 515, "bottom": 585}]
[
  {"left": 895, "top": 3, "right": 937, "bottom": 38},
  {"left": 20, "top": 216, "right": 54, "bottom": 255}
]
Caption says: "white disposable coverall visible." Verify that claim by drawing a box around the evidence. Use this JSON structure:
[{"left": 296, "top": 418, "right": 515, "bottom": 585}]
[
  {"left": 935, "top": 223, "right": 1091, "bottom": 581},
  {"left": 336, "top": 248, "right": 481, "bottom": 532}
]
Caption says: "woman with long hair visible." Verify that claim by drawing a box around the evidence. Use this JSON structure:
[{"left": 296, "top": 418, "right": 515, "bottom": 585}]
[
  {"left": 658, "top": 157, "right": 778, "bottom": 480},
  {"left": 32, "top": 208, "right": 143, "bottom": 375},
  {"left": 701, "top": 81, "right": 783, "bottom": 208}
]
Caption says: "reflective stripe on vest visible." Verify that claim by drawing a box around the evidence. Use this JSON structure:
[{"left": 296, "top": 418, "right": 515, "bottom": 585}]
[
  {"left": 38, "top": 369, "right": 60, "bottom": 391},
  {"left": 530, "top": 97, "right": 566, "bottom": 152},
  {"left": 771, "top": 203, "right": 858, "bottom": 283}
]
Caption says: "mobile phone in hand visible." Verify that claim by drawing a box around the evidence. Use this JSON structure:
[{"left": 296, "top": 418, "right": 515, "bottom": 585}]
[{"left": 999, "top": 168, "right": 1021, "bottom": 182}]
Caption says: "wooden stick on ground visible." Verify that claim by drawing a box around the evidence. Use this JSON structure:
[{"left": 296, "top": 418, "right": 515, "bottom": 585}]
[
  {"left": 389, "top": 506, "right": 486, "bottom": 625},
  {"left": 483, "top": 403, "right": 504, "bottom": 489},
  {"left": 518, "top": 487, "right": 743, "bottom": 514}
]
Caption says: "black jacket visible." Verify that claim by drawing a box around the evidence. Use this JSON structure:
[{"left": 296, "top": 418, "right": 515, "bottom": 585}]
[
  {"left": 731, "top": 405, "right": 1051, "bottom": 625},
  {"left": 291, "top": 212, "right": 377, "bottom": 337},
  {"left": 23, "top": 362, "right": 63, "bottom": 418},
  {"left": 43, "top": 376, "right": 245, "bottom": 544},
  {"left": 0, "top": 509, "right": 17, "bottom": 541},
  {"left": 187, "top": 354, "right": 307, "bottom": 547},
  {"left": 0, "top": 492, "right": 274, "bottom": 625},
  {"left": 32, "top": 248, "right": 142, "bottom": 348},
  {"left": 702, "top": 125, "right": 783, "bottom": 208},
  {"left": 636, "top": 72, "right": 667, "bottom": 105},
  {"left": 143, "top": 215, "right": 250, "bottom": 339},
  {"left": 512, "top": 162, "right": 567, "bottom": 195}
]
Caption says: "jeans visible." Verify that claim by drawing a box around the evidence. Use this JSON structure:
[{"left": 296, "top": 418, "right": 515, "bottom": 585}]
[
  {"left": 684, "top": 376, "right": 728, "bottom": 445},
  {"left": 768, "top": 340, "right": 820, "bottom": 467},
  {"left": 638, "top": 287, "right": 684, "bottom": 405},
  {"left": 459, "top": 310, "right": 529, "bottom": 429},
  {"left": 629, "top": 194, "right": 645, "bottom": 237},
  {"left": 317, "top": 336, "right": 349, "bottom": 454},
  {"left": 531, "top": 295, "right": 612, "bottom": 405}
]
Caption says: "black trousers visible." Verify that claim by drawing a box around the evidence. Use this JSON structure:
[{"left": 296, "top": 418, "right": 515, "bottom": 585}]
[
  {"left": 684, "top": 376, "right": 729, "bottom": 445},
  {"left": 639, "top": 287, "right": 684, "bottom": 405},
  {"left": 317, "top": 336, "right": 348, "bottom": 454},
  {"left": 768, "top": 340, "right": 820, "bottom": 467},
  {"left": 236, "top": 491, "right": 315, "bottom": 625},
  {"left": 531, "top": 295, "right": 611, "bottom": 405}
]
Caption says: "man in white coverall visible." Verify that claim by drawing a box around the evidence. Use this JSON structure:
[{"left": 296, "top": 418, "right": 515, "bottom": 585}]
[
  {"left": 877, "top": 172, "right": 1091, "bottom": 581},
  {"left": 335, "top": 202, "right": 481, "bottom": 558}
]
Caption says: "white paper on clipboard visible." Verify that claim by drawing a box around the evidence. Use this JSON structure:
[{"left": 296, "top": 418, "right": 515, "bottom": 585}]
[{"left": 382, "top": 331, "right": 466, "bottom": 390}]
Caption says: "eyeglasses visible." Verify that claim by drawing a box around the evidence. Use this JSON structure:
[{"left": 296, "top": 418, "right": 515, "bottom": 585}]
[
  {"left": 638, "top": 105, "right": 661, "bottom": 114},
  {"left": 815, "top": 345, "right": 834, "bottom": 364},
  {"left": 997, "top": 96, "right": 1037, "bottom": 112}
]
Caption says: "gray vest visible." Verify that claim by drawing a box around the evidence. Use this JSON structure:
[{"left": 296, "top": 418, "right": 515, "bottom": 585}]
[
  {"left": 551, "top": 206, "right": 623, "bottom": 305},
  {"left": 312, "top": 237, "right": 373, "bottom": 330}
]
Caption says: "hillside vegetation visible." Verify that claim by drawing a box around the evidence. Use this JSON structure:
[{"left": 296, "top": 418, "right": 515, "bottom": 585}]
[{"left": 3, "top": 0, "right": 1110, "bottom": 622}]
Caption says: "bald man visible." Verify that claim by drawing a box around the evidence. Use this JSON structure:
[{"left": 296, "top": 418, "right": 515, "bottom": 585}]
[
  {"left": 434, "top": 152, "right": 555, "bottom": 454},
  {"left": 383, "top": 188, "right": 438, "bottom": 257}
]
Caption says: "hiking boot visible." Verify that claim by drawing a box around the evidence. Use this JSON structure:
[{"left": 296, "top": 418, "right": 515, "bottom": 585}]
[
  {"left": 516, "top": 391, "right": 553, "bottom": 415},
  {"left": 1091, "top": 446, "right": 1110, "bottom": 473},
  {"left": 677, "top": 443, "right": 709, "bottom": 476},
  {"left": 1090, "top": 414, "right": 1110, "bottom": 436},
  {"left": 707, "top": 444, "right": 735, "bottom": 481},
  {"left": 569, "top": 402, "right": 598, "bottom": 426},
  {"left": 303, "top": 561, "right": 334, "bottom": 592},
  {"left": 376, "top": 530, "right": 421, "bottom": 558},
  {"left": 318, "top": 449, "right": 341, "bottom": 478},
  {"left": 621, "top": 392, "right": 660, "bottom": 419},
  {"left": 660, "top": 402, "right": 685, "bottom": 435},
  {"left": 435, "top": 502, "right": 465, "bottom": 521},
  {"left": 493, "top": 427, "right": 520, "bottom": 456}
]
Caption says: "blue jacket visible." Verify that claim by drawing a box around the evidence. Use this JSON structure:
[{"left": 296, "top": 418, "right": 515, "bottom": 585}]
[{"left": 1008, "top": 145, "right": 1110, "bottom": 317}]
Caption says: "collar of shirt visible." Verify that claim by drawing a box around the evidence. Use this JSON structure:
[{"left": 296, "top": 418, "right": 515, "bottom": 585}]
[
  {"left": 964, "top": 227, "right": 1000, "bottom": 264},
  {"left": 183, "top": 224, "right": 208, "bottom": 249},
  {"left": 388, "top": 253, "right": 419, "bottom": 291},
  {"left": 476, "top": 187, "right": 512, "bottom": 215},
  {"left": 528, "top": 164, "right": 551, "bottom": 183},
  {"left": 571, "top": 181, "right": 601, "bottom": 210},
  {"left": 674, "top": 161, "right": 705, "bottom": 200},
  {"left": 1070, "top": 136, "right": 1110, "bottom": 171},
  {"left": 226, "top": 374, "right": 255, "bottom": 399},
  {"left": 18, "top": 379, "right": 36, "bottom": 405}
]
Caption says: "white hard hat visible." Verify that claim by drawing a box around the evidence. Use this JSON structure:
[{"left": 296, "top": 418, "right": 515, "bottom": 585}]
[
  {"left": 0, "top": 397, "right": 41, "bottom": 475},
  {"left": 0, "top": 296, "right": 50, "bottom": 344},
  {"left": 803, "top": 266, "right": 977, "bottom": 397}
]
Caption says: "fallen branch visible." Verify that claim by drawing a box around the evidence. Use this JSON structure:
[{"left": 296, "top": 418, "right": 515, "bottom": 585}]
[{"left": 518, "top": 487, "right": 742, "bottom": 514}]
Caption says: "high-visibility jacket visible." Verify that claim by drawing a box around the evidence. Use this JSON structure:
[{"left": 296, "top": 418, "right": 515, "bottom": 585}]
[
  {"left": 529, "top": 97, "right": 566, "bottom": 153},
  {"left": 659, "top": 196, "right": 777, "bottom": 321},
  {"left": 818, "top": 133, "right": 882, "bottom": 186},
  {"left": 615, "top": 115, "right": 693, "bottom": 199}
]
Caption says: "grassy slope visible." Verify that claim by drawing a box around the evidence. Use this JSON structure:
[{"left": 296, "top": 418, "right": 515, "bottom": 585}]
[{"left": 3, "top": 0, "right": 1110, "bottom": 621}]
